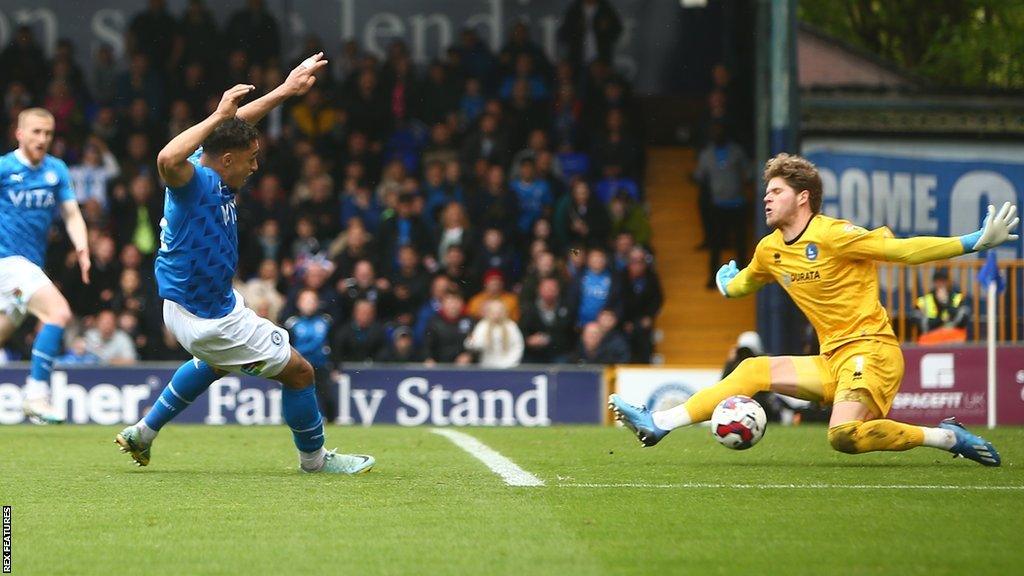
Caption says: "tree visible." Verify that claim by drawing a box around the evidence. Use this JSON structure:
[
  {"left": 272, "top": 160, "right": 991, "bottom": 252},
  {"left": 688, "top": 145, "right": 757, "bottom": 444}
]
[{"left": 799, "top": 0, "right": 1024, "bottom": 90}]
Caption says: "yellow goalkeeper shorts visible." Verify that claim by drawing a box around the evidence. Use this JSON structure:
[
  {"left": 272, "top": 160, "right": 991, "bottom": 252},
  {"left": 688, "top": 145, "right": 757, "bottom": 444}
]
[{"left": 820, "top": 339, "right": 905, "bottom": 417}]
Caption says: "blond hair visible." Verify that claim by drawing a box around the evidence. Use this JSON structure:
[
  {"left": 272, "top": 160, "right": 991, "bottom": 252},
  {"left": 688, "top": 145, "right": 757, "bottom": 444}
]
[
  {"left": 763, "top": 153, "right": 823, "bottom": 214},
  {"left": 18, "top": 108, "right": 54, "bottom": 127}
]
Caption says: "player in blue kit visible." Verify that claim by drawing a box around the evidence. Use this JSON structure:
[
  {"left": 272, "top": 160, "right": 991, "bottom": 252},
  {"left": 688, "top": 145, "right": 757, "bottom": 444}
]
[
  {"left": 115, "top": 53, "right": 374, "bottom": 474},
  {"left": 0, "top": 108, "right": 91, "bottom": 424}
]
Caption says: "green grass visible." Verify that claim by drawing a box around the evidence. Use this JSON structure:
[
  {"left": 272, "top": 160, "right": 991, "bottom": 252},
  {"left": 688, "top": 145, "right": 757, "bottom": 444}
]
[{"left": 2, "top": 424, "right": 1023, "bottom": 575}]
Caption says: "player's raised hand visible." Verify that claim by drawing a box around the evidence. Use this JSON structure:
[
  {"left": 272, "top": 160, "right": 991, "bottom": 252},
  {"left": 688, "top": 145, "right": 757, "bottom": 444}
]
[
  {"left": 716, "top": 260, "right": 739, "bottom": 297},
  {"left": 215, "top": 84, "right": 256, "bottom": 120},
  {"left": 972, "top": 202, "right": 1020, "bottom": 251},
  {"left": 284, "top": 52, "right": 328, "bottom": 97}
]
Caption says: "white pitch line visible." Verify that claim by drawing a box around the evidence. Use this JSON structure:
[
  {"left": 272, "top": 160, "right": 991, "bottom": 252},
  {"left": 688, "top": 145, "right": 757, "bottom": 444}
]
[
  {"left": 557, "top": 482, "right": 1024, "bottom": 491},
  {"left": 432, "top": 428, "right": 544, "bottom": 487}
]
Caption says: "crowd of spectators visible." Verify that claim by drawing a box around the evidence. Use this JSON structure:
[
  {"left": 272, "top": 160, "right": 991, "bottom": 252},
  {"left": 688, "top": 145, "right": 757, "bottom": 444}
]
[{"left": 0, "top": 0, "right": 663, "bottom": 368}]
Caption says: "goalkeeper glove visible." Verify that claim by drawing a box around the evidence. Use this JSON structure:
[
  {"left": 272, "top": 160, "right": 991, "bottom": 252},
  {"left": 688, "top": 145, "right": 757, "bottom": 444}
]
[
  {"left": 960, "top": 202, "right": 1019, "bottom": 253},
  {"left": 716, "top": 260, "right": 738, "bottom": 297}
]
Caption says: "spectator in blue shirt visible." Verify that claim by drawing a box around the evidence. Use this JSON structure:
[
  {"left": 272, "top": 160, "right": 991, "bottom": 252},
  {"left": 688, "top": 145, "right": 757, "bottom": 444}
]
[
  {"left": 284, "top": 289, "right": 335, "bottom": 419},
  {"left": 56, "top": 337, "right": 101, "bottom": 366},
  {"left": 570, "top": 247, "right": 620, "bottom": 327},
  {"left": 594, "top": 163, "right": 640, "bottom": 204},
  {"left": 509, "top": 158, "right": 553, "bottom": 236},
  {"left": 423, "top": 160, "right": 464, "bottom": 226}
]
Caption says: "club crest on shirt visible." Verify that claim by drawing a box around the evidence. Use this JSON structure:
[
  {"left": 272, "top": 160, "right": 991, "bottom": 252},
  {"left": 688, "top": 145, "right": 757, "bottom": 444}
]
[
  {"left": 44, "top": 171, "right": 58, "bottom": 185},
  {"left": 805, "top": 242, "right": 818, "bottom": 261}
]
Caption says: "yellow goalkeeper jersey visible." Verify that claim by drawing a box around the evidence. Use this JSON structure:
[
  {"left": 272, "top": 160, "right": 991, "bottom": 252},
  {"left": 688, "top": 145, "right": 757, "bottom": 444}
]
[{"left": 726, "top": 214, "right": 965, "bottom": 353}]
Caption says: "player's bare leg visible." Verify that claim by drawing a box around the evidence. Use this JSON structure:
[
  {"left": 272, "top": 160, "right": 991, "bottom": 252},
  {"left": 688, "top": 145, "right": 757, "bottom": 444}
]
[
  {"left": 22, "top": 283, "right": 73, "bottom": 424},
  {"left": 274, "top": 348, "right": 374, "bottom": 474}
]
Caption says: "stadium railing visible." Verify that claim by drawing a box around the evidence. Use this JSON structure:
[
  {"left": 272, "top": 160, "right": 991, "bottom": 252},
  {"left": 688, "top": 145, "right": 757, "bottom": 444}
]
[{"left": 878, "top": 259, "right": 1024, "bottom": 343}]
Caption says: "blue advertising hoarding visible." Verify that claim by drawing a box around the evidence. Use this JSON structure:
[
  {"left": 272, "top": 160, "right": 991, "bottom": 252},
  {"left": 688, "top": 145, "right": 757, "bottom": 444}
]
[
  {"left": 0, "top": 365, "right": 605, "bottom": 426},
  {"left": 802, "top": 139, "right": 1024, "bottom": 260}
]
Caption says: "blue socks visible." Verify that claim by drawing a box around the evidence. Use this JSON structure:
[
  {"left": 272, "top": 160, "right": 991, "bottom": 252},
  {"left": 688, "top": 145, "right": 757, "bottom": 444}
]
[
  {"left": 282, "top": 384, "right": 325, "bottom": 453},
  {"left": 143, "top": 360, "right": 218, "bottom": 431},
  {"left": 30, "top": 323, "right": 63, "bottom": 381}
]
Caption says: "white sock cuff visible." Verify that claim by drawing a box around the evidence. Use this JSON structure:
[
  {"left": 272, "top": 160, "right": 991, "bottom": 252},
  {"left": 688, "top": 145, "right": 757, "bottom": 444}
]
[
  {"left": 652, "top": 404, "right": 693, "bottom": 431},
  {"left": 299, "top": 447, "right": 328, "bottom": 471},
  {"left": 921, "top": 426, "right": 956, "bottom": 450},
  {"left": 23, "top": 378, "right": 50, "bottom": 401}
]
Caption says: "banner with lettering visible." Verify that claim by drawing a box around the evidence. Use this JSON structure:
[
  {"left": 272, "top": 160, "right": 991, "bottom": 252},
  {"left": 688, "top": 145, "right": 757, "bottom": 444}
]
[
  {"left": 0, "top": 365, "right": 605, "bottom": 425},
  {"left": 802, "top": 139, "right": 1024, "bottom": 260}
]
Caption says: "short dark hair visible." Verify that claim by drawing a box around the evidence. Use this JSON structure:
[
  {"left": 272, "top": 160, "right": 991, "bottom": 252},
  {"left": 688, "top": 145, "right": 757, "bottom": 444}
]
[{"left": 203, "top": 117, "right": 259, "bottom": 156}]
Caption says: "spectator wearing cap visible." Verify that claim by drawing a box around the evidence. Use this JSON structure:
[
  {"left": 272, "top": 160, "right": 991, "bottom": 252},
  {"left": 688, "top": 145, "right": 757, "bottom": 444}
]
[
  {"left": 468, "top": 269, "right": 521, "bottom": 322},
  {"left": 378, "top": 326, "right": 426, "bottom": 363}
]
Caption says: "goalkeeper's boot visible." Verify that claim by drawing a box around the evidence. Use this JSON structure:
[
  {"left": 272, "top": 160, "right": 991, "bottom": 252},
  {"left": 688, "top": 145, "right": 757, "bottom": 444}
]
[
  {"left": 939, "top": 417, "right": 1001, "bottom": 467},
  {"left": 608, "top": 394, "right": 668, "bottom": 447},
  {"left": 115, "top": 425, "right": 152, "bottom": 467},
  {"left": 23, "top": 397, "right": 64, "bottom": 425},
  {"left": 303, "top": 450, "right": 375, "bottom": 474}
]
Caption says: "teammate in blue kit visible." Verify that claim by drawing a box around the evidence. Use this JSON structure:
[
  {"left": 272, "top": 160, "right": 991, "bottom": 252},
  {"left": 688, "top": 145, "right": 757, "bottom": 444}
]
[
  {"left": 0, "top": 108, "right": 91, "bottom": 425},
  {"left": 115, "top": 53, "right": 375, "bottom": 474}
]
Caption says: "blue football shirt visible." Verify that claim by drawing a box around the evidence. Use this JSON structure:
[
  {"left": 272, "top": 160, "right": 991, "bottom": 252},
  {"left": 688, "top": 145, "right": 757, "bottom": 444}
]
[
  {"left": 0, "top": 151, "right": 75, "bottom": 266},
  {"left": 154, "top": 149, "right": 239, "bottom": 319}
]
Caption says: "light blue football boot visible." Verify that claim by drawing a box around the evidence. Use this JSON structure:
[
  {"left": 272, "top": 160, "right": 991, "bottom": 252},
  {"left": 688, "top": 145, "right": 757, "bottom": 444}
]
[
  {"left": 304, "top": 450, "right": 375, "bottom": 474},
  {"left": 939, "top": 417, "right": 1001, "bottom": 467},
  {"left": 608, "top": 394, "right": 669, "bottom": 447},
  {"left": 115, "top": 425, "right": 152, "bottom": 466},
  {"left": 23, "top": 398, "right": 64, "bottom": 425}
]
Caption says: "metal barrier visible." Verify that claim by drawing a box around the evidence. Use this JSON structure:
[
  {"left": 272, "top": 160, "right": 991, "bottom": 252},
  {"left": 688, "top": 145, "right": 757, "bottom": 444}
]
[{"left": 878, "top": 259, "right": 1024, "bottom": 343}]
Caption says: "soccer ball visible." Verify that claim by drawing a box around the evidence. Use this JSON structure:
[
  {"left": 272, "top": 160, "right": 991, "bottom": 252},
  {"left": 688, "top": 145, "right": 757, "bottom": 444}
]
[{"left": 710, "top": 395, "right": 767, "bottom": 450}]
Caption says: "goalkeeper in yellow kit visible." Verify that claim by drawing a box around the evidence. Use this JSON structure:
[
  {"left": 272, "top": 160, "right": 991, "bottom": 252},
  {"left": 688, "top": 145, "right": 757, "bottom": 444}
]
[{"left": 610, "top": 153, "right": 1019, "bottom": 466}]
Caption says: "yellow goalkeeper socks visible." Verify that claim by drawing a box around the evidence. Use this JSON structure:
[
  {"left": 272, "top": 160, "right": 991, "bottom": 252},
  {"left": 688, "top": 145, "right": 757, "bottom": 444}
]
[
  {"left": 652, "top": 356, "right": 771, "bottom": 430},
  {"left": 827, "top": 420, "right": 925, "bottom": 454}
]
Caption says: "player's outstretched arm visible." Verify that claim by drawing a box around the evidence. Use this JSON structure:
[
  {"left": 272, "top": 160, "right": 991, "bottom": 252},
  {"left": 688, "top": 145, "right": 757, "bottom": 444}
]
[
  {"left": 716, "top": 260, "right": 767, "bottom": 298},
  {"left": 236, "top": 52, "right": 328, "bottom": 126},
  {"left": 851, "top": 202, "right": 1020, "bottom": 265},
  {"left": 959, "top": 202, "right": 1019, "bottom": 253},
  {"left": 156, "top": 84, "right": 255, "bottom": 187}
]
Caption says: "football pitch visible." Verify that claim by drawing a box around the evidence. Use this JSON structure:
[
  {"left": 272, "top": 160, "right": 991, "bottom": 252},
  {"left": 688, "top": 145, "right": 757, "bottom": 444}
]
[{"left": 2, "top": 425, "right": 1022, "bottom": 575}]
